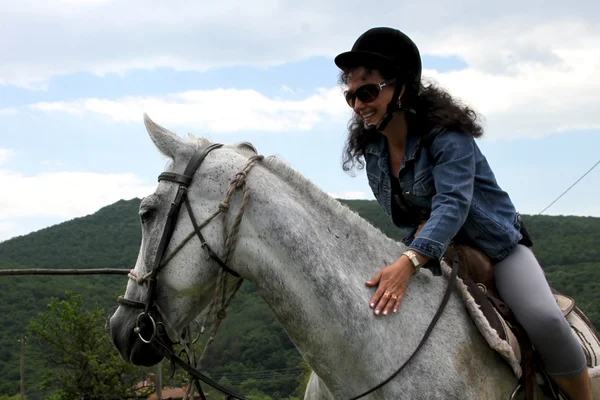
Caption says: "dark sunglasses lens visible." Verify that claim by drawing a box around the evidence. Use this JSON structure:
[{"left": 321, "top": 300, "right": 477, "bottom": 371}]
[
  {"left": 356, "top": 84, "right": 380, "bottom": 103},
  {"left": 345, "top": 91, "right": 356, "bottom": 107},
  {"left": 344, "top": 84, "right": 381, "bottom": 107}
]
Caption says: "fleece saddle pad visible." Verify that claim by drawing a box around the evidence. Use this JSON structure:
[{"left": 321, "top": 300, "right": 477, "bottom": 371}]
[{"left": 439, "top": 260, "right": 600, "bottom": 396}]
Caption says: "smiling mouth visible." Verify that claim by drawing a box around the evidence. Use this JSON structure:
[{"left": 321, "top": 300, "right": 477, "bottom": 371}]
[{"left": 362, "top": 111, "right": 376, "bottom": 121}]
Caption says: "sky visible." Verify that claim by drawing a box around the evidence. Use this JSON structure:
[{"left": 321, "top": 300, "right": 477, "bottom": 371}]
[{"left": 1, "top": 0, "right": 599, "bottom": 243}]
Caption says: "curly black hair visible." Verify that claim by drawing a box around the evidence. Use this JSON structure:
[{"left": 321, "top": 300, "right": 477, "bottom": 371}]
[{"left": 338, "top": 67, "right": 485, "bottom": 174}]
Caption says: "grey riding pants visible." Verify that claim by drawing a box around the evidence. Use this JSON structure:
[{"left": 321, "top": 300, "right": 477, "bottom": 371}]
[{"left": 494, "top": 244, "right": 587, "bottom": 377}]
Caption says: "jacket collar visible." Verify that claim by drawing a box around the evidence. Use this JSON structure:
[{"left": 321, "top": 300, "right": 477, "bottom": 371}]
[{"left": 364, "top": 130, "right": 424, "bottom": 165}]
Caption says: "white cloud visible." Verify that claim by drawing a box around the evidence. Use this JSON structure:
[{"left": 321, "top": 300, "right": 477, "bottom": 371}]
[
  {"left": 0, "top": 108, "right": 18, "bottom": 116},
  {"left": 25, "top": 62, "right": 600, "bottom": 139},
  {"left": 570, "top": 207, "right": 600, "bottom": 218},
  {"left": 3, "top": 1, "right": 600, "bottom": 140},
  {"left": 0, "top": 221, "right": 13, "bottom": 235},
  {"left": 31, "top": 102, "right": 84, "bottom": 116},
  {"left": 0, "top": 149, "right": 15, "bottom": 165},
  {"left": 1, "top": 0, "right": 598, "bottom": 87},
  {"left": 0, "top": 169, "right": 155, "bottom": 220},
  {"left": 328, "top": 191, "right": 370, "bottom": 200},
  {"left": 418, "top": 18, "right": 600, "bottom": 140},
  {"left": 29, "top": 87, "right": 351, "bottom": 132},
  {"left": 40, "top": 160, "right": 66, "bottom": 169}
]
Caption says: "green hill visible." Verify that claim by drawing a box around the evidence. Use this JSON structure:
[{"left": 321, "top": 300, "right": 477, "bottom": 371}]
[{"left": 0, "top": 198, "right": 598, "bottom": 398}]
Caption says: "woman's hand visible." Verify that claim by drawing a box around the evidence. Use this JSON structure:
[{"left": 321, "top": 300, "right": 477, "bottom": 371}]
[{"left": 365, "top": 255, "right": 415, "bottom": 316}]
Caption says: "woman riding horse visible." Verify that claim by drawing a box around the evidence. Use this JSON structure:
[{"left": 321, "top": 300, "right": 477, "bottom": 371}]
[{"left": 334, "top": 26, "right": 592, "bottom": 400}]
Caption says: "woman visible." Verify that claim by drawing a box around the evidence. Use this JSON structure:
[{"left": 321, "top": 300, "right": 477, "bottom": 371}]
[{"left": 334, "top": 27, "right": 592, "bottom": 399}]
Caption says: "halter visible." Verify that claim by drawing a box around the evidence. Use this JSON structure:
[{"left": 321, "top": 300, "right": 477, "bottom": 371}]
[{"left": 115, "top": 141, "right": 460, "bottom": 400}]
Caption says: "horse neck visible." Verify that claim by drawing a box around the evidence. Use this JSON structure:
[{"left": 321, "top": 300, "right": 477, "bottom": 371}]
[
  {"left": 230, "top": 157, "right": 426, "bottom": 392},
  {"left": 238, "top": 156, "right": 405, "bottom": 285}
]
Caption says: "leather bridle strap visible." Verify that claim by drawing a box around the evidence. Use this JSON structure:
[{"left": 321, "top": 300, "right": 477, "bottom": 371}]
[
  {"left": 347, "top": 254, "right": 460, "bottom": 400},
  {"left": 117, "top": 295, "right": 145, "bottom": 309},
  {"left": 184, "top": 196, "right": 240, "bottom": 277},
  {"left": 144, "top": 143, "right": 228, "bottom": 313},
  {"left": 153, "top": 339, "right": 252, "bottom": 400},
  {"left": 118, "top": 142, "right": 250, "bottom": 399},
  {"left": 144, "top": 185, "right": 187, "bottom": 313}
]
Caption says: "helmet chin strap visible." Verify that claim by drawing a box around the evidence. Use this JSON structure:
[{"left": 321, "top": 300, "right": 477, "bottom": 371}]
[{"left": 363, "top": 102, "right": 399, "bottom": 132}]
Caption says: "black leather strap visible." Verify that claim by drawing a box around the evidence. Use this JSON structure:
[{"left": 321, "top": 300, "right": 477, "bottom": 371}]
[
  {"left": 117, "top": 295, "right": 145, "bottom": 309},
  {"left": 158, "top": 172, "right": 192, "bottom": 186},
  {"left": 184, "top": 196, "right": 240, "bottom": 277},
  {"left": 154, "top": 339, "right": 251, "bottom": 400},
  {"left": 183, "top": 143, "right": 224, "bottom": 178},
  {"left": 348, "top": 254, "right": 460, "bottom": 400}
]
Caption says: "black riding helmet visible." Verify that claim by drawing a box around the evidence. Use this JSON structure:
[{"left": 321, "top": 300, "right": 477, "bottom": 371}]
[{"left": 334, "top": 27, "right": 422, "bottom": 131}]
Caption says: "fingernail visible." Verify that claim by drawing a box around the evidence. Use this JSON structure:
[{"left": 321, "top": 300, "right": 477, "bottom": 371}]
[
  {"left": 370, "top": 303, "right": 374, "bottom": 308},
  {"left": 383, "top": 310, "right": 388, "bottom": 316},
  {"left": 375, "top": 310, "right": 380, "bottom": 315},
  {"left": 393, "top": 309, "right": 397, "bottom": 313}
]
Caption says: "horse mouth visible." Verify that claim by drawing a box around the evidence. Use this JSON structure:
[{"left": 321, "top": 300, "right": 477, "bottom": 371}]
[
  {"left": 109, "top": 310, "right": 171, "bottom": 367},
  {"left": 128, "top": 338, "right": 167, "bottom": 367}
]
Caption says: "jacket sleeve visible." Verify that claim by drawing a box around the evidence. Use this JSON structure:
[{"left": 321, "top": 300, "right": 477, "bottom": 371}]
[{"left": 407, "top": 130, "right": 475, "bottom": 260}]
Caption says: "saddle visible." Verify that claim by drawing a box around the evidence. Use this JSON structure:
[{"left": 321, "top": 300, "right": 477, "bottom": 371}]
[{"left": 442, "top": 242, "right": 600, "bottom": 400}]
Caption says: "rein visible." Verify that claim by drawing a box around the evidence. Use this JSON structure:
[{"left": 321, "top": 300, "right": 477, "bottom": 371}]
[{"left": 115, "top": 142, "right": 459, "bottom": 400}]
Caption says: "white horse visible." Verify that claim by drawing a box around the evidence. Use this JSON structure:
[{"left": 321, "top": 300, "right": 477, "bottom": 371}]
[{"left": 109, "top": 114, "right": 522, "bottom": 399}]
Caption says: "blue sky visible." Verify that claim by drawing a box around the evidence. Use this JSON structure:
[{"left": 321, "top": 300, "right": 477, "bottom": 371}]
[{"left": 1, "top": 0, "right": 599, "bottom": 242}]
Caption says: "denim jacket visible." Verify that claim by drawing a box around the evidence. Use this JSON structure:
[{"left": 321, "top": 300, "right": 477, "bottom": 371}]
[{"left": 364, "top": 126, "right": 523, "bottom": 264}]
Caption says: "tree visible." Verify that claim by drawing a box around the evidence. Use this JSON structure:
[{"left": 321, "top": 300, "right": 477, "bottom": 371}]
[{"left": 27, "top": 291, "right": 153, "bottom": 399}]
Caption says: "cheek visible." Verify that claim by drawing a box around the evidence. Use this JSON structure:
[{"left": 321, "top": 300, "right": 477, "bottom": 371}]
[
  {"left": 378, "top": 91, "right": 395, "bottom": 108},
  {"left": 373, "top": 98, "right": 390, "bottom": 114}
]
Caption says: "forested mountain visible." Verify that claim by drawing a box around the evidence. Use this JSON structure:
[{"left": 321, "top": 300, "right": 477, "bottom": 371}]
[{"left": 1, "top": 198, "right": 598, "bottom": 398}]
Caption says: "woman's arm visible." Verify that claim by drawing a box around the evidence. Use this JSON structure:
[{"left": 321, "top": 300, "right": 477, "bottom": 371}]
[{"left": 408, "top": 130, "right": 476, "bottom": 260}]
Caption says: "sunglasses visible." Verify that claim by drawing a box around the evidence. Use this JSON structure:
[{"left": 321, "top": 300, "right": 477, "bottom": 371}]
[{"left": 343, "top": 79, "right": 396, "bottom": 108}]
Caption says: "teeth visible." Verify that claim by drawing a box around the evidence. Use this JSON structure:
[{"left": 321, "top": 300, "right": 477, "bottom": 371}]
[{"left": 363, "top": 112, "right": 375, "bottom": 118}]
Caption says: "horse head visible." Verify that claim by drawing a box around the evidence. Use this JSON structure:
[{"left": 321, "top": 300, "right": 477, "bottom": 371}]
[{"left": 109, "top": 114, "right": 259, "bottom": 366}]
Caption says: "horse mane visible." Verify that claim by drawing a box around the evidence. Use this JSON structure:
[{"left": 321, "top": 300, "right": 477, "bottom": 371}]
[
  {"left": 260, "top": 155, "right": 399, "bottom": 248},
  {"left": 181, "top": 133, "right": 398, "bottom": 247}
]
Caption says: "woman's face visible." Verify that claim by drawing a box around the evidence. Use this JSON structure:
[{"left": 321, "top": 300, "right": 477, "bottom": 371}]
[{"left": 345, "top": 67, "right": 396, "bottom": 126}]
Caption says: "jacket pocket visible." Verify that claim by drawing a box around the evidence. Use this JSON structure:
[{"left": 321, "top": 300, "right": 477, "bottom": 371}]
[{"left": 413, "top": 167, "right": 435, "bottom": 197}]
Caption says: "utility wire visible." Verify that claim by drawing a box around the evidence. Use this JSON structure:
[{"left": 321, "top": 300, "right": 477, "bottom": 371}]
[{"left": 536, "top": 158, "right": 600, "bottom": 216}]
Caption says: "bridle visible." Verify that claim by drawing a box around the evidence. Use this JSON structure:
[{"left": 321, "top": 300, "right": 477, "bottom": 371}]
[
  {"left": 117, "top": 143, "right": 244, "bottom": 311},
  {"left": 115, "top": 142, "right": 459, "bottom": 400},
  {"left": 116, "top": 142, "right": 261, "bottom": 400}
]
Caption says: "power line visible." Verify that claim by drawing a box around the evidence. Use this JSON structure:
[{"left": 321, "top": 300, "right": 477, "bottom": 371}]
[{"left": 536, "top": 157, "right": 600, "bottom": 216}]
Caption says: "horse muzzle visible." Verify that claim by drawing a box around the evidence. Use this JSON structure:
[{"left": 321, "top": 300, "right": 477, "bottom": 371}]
[{"left": 109, "top": 306, "right": 172, "bottom": 367}]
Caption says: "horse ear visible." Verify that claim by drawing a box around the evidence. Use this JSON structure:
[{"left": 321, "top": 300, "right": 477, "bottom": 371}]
[{"left": 143, "top": 113, "right": 187, "bottom": 159}]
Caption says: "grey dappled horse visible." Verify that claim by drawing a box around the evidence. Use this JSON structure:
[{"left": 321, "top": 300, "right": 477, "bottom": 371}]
[{"left": 109, "top": 114, "right": 524, "bottom": 399}]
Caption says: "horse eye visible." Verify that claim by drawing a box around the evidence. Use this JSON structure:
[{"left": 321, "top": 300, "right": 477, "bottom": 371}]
[{"left": 140, "top": 209, "right": 154, "bottom": 223}]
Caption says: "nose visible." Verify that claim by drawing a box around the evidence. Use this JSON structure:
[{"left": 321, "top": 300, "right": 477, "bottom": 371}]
[
  {"left": 108, "top": 308, "right": 129, "bottom": 356},
  {"left": 353, "top": 97, "right": 366, "bottom": 114},
  {"left": 108, "top": 307, "right": 167, "bottom": 367}
]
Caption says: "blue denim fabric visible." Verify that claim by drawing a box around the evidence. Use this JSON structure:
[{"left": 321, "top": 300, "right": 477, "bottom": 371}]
[{"left": 364, "top": 126, "right": 523, "bottom": 263}]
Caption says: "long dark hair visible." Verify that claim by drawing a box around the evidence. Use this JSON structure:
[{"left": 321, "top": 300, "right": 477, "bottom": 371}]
[{"left": 339, "top": 68, "right": 485, "bottom": 174}]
